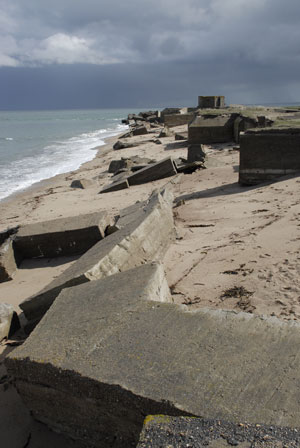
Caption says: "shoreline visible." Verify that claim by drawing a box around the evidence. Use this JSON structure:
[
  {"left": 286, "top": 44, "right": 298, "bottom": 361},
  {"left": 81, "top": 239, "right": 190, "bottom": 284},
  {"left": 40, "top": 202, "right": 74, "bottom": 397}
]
[{"left": 0, "top": 130, "right": 123, "bottom": 214}]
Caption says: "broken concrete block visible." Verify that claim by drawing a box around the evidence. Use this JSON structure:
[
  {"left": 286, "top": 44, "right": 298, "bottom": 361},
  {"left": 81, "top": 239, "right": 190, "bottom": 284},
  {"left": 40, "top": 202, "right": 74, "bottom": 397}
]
[
  {"left": 175, "top": 132, "right": 188, "bottom": 141},
  {"left": 239, "top": 127, "right": 300, "bottom": 185},
  {"left": 132, "top": 125, "right": 148, "bottom": 136},
  {"left": 0, "top": 303, "right": 20, "bottom": 341},
  {"left": 174, "top": 159, "right": 205, "bottom": 174},
  {"left": 100, "top": 179, "right": 129, "bottom": 193},
  {"left": 158, "top": 127, "right": 173, "bottom": 138},
  {"left": 137, "top": 416, "right": 300, "bottom": 447},
  {"left": 127, "top": 157, "right": 177, "bottom": 186},
  {"left": 19, "top": 188, "right": 174, "bottom": 322},
  {"left": 70, "top": 179, "right": 94, "bottom": 189},
  {"left": 0, "top": 239, "right": 18, "bottom": 283},
  {"left": 113, "top": 140, "right": 137, "bottom": 150},
  {"left": 8, "top": 274, "right": 300, "bottom": 447},
  {"left": 108, "top": 159, "right": 133, "bottom": 174},
  {"left": 187, "top": 144, "right": 206, "bottom": 163},
  {"left": 188, "top": 114, "right": 237, "bottom": 144},
  {"left": 6, "top": 264, "right": 174, "bottom": 446},
  {"left": 13, "top": 212, "right": 111, "bottom": 260}
]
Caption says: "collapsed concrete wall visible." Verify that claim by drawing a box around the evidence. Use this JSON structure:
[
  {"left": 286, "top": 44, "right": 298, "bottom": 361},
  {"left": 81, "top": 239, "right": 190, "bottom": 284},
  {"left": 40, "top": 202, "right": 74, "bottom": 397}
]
[
  {"left": 19, "top": 188, "right": 175, "bottom": 323},
  {"left": 13, "top": 212, "right": 111, "bottom": 260},
  {"left": 0, "top": 239, "right": 18, "bottom": 283},
  {"left": 239, "top": 127, "right": 300, "bottom": 185},
  {"left": 163, "top": 113, "right": 195, "bottom": 128},
  {"left": 7, "top": 263, "right": 300, "bottom": 447}
]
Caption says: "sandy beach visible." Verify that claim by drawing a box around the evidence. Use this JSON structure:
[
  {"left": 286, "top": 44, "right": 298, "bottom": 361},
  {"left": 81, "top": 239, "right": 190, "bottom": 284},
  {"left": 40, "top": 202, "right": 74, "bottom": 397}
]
[{"left": 1, "top": 117, "right": 300, "bottom": 447}]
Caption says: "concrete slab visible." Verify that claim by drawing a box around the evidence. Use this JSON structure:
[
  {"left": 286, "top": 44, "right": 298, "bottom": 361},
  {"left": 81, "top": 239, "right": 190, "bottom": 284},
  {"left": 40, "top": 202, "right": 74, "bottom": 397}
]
[
  {"left": 7, "top": 264, "right": 175, "bottom": 447},
  {"left": 100, "top": 179, "right": 129, "bottom": 193},
  {"left": 19, "top": 188, "right": 174, "bottom": 322},
  {"left": 0, "top": 303, "right": 20, "bottom": 341},
  {"left": 0, "top": 239, "right": 18, "bottom": 283},
  {"left": 127, "top": 157, "right": 177, "bottom": 186},
  {"left": 7, "top": 266, "right": 300, "bottom": 447},
  {"left": 13, "top": 212, "right": 110, "bottom": 260},
  {"left": 239, "top": 127, "right": 300, "bottom": 185},
  {"left": 137, "top": 416, "right": 300, "bottom": 447}
]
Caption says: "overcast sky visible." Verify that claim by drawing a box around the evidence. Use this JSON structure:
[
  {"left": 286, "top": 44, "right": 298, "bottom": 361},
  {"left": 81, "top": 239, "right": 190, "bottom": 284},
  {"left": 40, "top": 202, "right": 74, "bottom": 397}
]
[{"left": 0, "top": 0, "right": 300, "bottom": 109}]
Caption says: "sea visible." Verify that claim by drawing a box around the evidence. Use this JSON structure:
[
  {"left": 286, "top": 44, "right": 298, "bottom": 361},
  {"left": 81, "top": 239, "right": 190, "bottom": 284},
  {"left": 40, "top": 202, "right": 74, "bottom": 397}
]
[{"left": 0, "top": 108, "right": 142, "bottom": 202}]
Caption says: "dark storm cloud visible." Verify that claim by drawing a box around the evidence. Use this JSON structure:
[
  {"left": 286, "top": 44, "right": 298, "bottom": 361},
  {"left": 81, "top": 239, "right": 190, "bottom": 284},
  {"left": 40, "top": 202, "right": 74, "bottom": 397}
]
[{"left": 0, "top": 0, "right": 300, "bottom": 107}]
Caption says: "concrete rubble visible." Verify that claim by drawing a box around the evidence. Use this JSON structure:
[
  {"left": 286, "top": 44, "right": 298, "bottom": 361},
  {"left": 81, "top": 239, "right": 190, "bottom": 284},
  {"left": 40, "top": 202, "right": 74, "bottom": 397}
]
[{"left": 19, "top": 188, "right": 175, "bottom": 323}]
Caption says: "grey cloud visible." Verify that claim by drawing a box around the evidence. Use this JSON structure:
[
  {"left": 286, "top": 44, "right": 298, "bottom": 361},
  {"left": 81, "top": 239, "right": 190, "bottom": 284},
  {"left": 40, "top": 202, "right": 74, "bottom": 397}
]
[{"left": 0, "top": 0, "right": 300, "bottom": 107}]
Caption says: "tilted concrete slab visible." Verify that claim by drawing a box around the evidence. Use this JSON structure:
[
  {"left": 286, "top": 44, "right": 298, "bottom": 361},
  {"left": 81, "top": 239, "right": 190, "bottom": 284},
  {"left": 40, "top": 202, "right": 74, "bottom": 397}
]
[
  {"left": 239, "top": 127, "right": 300, "bottom": 185},
  {"left": 137, "top": 416, "right": 300, "bottom": 447},
  {"left": 0, "top": 239, "right": 18, "bottom": 283},
  {"left": 99, "top": 179, "right": 129, "bottom": 193},
  {"left": 7, "top": 264, "right": 176, "bottom": 447},
  {"left": 19, "top": 188, "right": 175, "bottom": 322},
  {"left": 7, "top": 264, "right": 300, "bottom": 447},
  {"left": 13, "top": 211, "right": 111, "bottom": 260},
  {"left": 0, "top": 302, "right": 20, "bottom": 341},
  {"left": 127, "top": 157, "right": 177, "bottom": 186}
]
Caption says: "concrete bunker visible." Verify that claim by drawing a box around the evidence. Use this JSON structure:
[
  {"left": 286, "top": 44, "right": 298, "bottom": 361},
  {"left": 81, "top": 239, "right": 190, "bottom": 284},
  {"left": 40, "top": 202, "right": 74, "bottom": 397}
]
[{"left": 239, "top": 127, "right": 300, "bottom": 185}]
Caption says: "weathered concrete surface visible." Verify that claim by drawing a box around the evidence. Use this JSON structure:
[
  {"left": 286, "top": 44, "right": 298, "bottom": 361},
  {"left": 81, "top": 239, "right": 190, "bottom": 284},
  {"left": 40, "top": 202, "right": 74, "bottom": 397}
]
[
  {"left": 0, "top": 239, "right": 18, "bottom": 283},
  {"left": 187, "top": 144, "right": 206, "bottom": 163},
  {"left": 239, "top": 127, "right": 300, "bottom": 185},
  {"left": 19, "top": 188, "right": 175, "bottom": 322},
  {"left": 163, "top": 113, "right": 194, "bottom": 128},
  {"left": 132, "top": 125, "right": 148, "bottom": 136},
  {"left": 0, "top": 303, "right": 20, "bottom": 341},
  {"left": 138, "top": 416, "right": 300, "bottom": 447},
  {"left": 13, "top": 212, "right": 110, "bottom": 259},
  {"left": 127, "top": 157, "right": 177, "bottom": 185},
  {"left": 198, "top": 96, "right": 225, "bottom": 108},
  {"left": 8, "top": 268, "right": 300, "bottom": 447},
  {"left": 100, "top": 179, "right": 129, "bottom": 193},
  {"left": 7, "top": 264, "right": 178, "bottom": 447},
  {"left": 70, "top": 179, "right": 94, "bottom": 189},
  {"left": 188, "top": 114, "right": 236, "bottom": 144},
  {"left": 0, "top": 226, "right": 19, "bottom": 246},
  {"left": 108, "top": 159, "right": 133, "bottom": 173}
]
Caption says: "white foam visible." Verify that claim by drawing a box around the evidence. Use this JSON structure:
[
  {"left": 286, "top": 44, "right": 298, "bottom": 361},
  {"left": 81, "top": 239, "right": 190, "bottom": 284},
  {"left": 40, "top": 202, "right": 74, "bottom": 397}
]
[{"left": 0, "top": 124, "right": 128, "bottom": 201}]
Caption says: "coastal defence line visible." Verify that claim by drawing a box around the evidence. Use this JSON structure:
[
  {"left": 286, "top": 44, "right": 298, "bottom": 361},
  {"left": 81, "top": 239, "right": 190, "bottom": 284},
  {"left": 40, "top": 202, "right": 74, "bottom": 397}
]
[{"left": 2, "top": 98, "right": 300, "bottom": 447}]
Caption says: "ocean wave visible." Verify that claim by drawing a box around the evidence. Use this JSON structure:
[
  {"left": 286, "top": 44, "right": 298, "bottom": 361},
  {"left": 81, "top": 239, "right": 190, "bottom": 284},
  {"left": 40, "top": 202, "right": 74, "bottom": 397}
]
[{"left": 0, "top": 123, "right": 128, "bottom": 202}]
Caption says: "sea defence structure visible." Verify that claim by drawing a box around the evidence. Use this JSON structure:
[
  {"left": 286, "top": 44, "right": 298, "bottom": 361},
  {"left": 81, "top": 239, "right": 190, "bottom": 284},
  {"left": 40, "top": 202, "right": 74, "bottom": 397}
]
[
  {"left": 0, "top": 212, "right": 111, "bottom": 284},
  {"left": 188, "top": 114, "right": 237, "bottom": 144},
  {"left": 7, "top": 264, "right": 300, "bottom": 447},
  {"left": 239, "top": 127, "right": 300, "bottom": 185},
  {"left": 19, "top": 188, "right": 175, "bottom": 324},
  {"left": 198, "top": 95, "right": 225, "bottom": 108}
]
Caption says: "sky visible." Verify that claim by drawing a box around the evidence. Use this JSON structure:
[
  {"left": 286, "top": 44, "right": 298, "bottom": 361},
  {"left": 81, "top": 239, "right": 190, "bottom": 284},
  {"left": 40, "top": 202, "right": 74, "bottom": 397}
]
[{"left": 0, "top": 0, "right": 300, "bottom": 110}]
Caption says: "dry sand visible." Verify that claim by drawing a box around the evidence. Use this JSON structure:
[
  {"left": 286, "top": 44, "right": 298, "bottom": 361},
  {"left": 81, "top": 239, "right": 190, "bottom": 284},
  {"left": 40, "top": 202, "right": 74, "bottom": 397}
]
[{"left": 1, "top": 122, "right": 299, "bottom": 447}]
